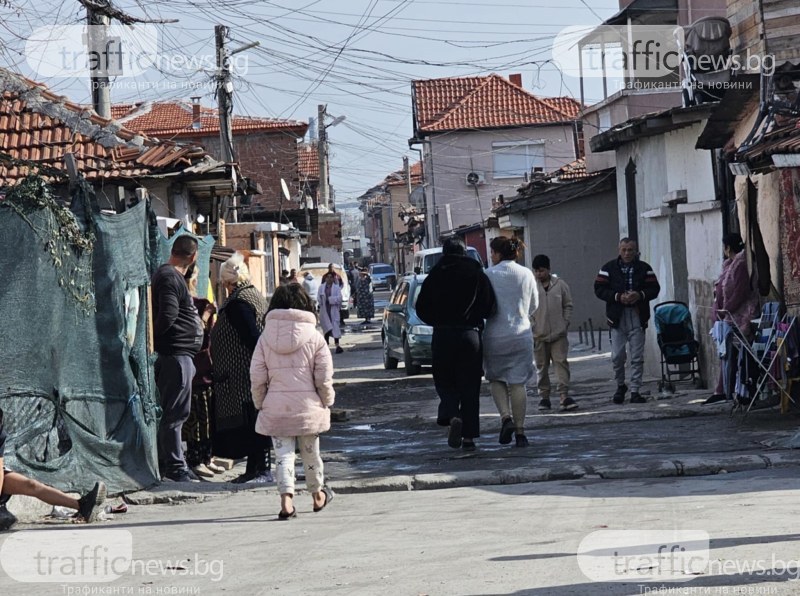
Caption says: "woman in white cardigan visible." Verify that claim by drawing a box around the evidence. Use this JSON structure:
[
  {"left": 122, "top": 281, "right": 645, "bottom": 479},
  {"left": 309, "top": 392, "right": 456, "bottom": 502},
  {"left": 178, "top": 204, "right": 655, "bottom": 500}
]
[{"left": 483, "top": 237, "right": 540, "bottom": 447}]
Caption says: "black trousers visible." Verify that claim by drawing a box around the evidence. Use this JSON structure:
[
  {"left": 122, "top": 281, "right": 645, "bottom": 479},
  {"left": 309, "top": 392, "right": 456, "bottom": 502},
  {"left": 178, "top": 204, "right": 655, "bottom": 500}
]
[
  {"left": 155, "top": 354, "right": 195, "bottom": 474},
  {"left": 432, "top": 328, "right": 483, "bottom": 439}
]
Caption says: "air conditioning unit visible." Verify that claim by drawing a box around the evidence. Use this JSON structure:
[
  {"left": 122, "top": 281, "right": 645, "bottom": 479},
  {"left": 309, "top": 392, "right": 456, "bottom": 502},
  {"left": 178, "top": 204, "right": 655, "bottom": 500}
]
[{"left": 466, "top": 171, "right": 485, "bottom": 186}]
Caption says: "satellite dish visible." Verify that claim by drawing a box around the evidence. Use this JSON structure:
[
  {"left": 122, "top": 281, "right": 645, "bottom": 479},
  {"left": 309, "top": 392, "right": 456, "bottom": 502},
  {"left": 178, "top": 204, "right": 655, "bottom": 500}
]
[{"left": 280, "top": 178, "right": 291, "bottom": 202}]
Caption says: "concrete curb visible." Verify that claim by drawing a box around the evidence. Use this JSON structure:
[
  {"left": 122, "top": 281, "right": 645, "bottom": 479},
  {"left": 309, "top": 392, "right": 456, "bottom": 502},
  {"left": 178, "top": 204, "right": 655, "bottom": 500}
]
[{"left": 7, "top": 450, "right": 800, "bottom": 523}]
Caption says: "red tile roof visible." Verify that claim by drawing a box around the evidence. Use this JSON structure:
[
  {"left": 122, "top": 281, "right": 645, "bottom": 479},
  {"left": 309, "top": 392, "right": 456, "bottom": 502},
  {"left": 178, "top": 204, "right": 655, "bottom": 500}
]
[
  {"left": 412, "top": 74, "right": 582, "bottom": 133},
  {"left": 298, "top": 143, "right": 319, "bottom": 180},
  {"left": 385, "top": 161, "right": 422, "bottom": 187},
  {"left": 112, "top": 101, "right": 308, "bottom": 139},
  {"left": 552, "top": 157, "right": 591, "bottom": 182},
  {"left": 0, "top": 70, "right": 210, "bottom": 186},
  {"left": 741, "top": 117, "right": 800, "bottom": 164}
]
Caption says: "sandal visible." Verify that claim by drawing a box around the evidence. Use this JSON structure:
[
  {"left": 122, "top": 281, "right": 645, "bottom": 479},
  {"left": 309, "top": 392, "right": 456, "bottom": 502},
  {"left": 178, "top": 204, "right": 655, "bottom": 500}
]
[
  {"left": 277, "top": 508, "right": 297, "bottom": 520},
  {"left": 313, "top": 486, "right": 334, "bottom": 513}
]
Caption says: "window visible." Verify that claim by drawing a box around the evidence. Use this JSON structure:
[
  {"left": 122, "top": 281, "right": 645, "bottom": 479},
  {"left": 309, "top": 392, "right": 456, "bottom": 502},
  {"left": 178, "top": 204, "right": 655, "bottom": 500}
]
[{"left": 492, "top": 141, "right": 545, "bottom": 179}]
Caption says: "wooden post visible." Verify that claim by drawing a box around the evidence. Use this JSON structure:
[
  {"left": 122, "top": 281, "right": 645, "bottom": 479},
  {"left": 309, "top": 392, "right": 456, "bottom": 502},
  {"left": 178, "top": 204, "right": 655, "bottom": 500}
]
[{"left": 147, "top": 286, "right": 154, "bottom": 355}]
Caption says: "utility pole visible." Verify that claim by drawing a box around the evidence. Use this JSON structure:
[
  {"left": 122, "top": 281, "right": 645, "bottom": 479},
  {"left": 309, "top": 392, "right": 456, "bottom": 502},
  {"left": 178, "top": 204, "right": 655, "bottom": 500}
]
[
  {"left": 403, "top": 156, "right": 411, "bottom": 196},
  {"left": 86, "top": 9, "right": 111, "bottom": 118},
  {"left": 215, "top": 25, "right": 259, "bottom": 223},
  {"left": 318, "top": 104, "right": 329, "bottom": 211}
]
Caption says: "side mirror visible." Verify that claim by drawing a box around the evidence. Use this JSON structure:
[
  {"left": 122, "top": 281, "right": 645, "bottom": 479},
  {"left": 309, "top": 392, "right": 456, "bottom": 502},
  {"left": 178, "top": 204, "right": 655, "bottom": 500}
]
[
  {"left": 386, "top": 304, "right": 403, "bottom": 313},
  {"left": 413, "top": 267, "right": 421, "bottom": 275}
]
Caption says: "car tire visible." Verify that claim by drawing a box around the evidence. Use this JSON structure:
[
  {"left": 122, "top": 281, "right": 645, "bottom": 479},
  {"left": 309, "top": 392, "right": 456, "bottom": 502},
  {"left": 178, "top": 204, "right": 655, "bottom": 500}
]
[
  {"left": 383, "top": 333, "right": 398, "bottom": 370},
  {"left": 404, "top": 337, "right": 421, "bottom": 376}
]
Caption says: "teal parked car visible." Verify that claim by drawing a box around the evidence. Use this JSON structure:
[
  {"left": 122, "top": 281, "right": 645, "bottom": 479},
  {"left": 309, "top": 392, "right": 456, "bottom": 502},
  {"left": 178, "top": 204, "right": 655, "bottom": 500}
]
[{"left": 381, "top": 274, "right": 432, "bottom": 376}]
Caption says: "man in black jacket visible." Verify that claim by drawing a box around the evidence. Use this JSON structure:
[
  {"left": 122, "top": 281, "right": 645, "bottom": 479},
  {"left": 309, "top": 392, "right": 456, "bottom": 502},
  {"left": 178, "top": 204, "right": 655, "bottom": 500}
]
[
  {"left": 151, "top": 235, "right": 204, "bottom": 482},
  {"left": 594, "top": 238, "right": 661, "bottom": 404},
  {"left": 416, "top": 238, "right": 496, "bottom": 450}
]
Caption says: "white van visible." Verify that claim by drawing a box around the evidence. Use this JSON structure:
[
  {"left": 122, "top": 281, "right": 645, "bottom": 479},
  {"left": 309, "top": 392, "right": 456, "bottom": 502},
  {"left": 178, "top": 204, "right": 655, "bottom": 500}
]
[{"left": 413, "top": 246, "right": 483, "bottom": 274}]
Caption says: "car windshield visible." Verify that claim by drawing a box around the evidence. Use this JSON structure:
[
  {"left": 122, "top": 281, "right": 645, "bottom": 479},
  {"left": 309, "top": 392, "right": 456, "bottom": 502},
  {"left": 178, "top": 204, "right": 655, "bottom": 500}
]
[{"left": 372, "top": 265, "right": 393, "bottom": 274}]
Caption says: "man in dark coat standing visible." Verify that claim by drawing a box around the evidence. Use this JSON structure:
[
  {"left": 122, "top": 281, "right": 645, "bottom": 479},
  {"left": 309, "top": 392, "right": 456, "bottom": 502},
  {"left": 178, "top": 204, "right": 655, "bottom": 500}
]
[
  {"left": 151, "top": 235, "right": 204, "bottom": 482},
  {"left": 416, "top": 238, "right": 496, "bottom": 450},
  {"left": 594, "top": 238, "right": 661, "bottom": 405}
]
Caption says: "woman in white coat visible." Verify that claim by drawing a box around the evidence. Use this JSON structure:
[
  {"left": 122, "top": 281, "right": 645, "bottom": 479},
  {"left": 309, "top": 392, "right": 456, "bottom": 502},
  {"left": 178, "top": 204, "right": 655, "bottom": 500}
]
[
  {"left": 483, "top": 236, "right": 539, "bottom": 448},
  {"left": 317, "top": 273, "right": 344, "bottom": 353}
]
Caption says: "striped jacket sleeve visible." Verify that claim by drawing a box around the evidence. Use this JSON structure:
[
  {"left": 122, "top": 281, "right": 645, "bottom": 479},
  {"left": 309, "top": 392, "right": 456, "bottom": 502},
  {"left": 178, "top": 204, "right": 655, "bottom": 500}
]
[{"left": 594, "top": 264, "right": 616, "bottom": 304}]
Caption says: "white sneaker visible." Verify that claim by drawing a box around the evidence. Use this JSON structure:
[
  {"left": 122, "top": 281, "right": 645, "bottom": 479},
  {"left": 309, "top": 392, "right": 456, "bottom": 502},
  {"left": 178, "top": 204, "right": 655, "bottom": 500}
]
[
  {"left": 205, "top": 461, "right": 225, "bottom": 474},
  {"left": 192, "top": 464, "right": 215, "bottom": 479},
  {"left": 246, "top": 471, "right": 274, "bottom": 484}
]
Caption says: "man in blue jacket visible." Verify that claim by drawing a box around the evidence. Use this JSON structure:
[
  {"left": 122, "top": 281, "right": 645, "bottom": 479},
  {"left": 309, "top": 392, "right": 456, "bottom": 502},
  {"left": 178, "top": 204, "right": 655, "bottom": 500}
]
[{"left": 594, "top": 238, "right": 661, "bottom": 404}]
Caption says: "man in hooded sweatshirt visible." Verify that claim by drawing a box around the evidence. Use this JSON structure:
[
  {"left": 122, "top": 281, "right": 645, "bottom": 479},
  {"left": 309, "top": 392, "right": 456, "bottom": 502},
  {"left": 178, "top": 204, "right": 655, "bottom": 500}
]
[
  {"left": 531, "top": 254, "right": 576, "bottom": 412},
  {"left": 416, "top": 238, "right": 496, "bottom": 450}
]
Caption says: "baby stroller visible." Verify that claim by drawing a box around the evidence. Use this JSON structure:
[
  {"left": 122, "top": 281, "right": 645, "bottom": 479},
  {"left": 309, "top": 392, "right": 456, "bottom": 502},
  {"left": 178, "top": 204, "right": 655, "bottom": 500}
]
[{"left": 653, "top": 301, "right": 703, "bottom": 392}]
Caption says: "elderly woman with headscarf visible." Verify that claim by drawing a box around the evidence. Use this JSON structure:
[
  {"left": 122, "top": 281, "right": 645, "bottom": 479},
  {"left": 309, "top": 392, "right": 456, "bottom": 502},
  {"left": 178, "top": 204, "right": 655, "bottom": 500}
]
[
  {"left": 356, "top": 268, "right": 375, "bottom": 324},
  {"left": 705, "top": 232, "right": 760, "bottom": 404},
  {"left": 210, "top": 252, "right": 273, "bottom": 483},
  {"left": 318, "top": 272, "right": 344, "bottom": 354}
]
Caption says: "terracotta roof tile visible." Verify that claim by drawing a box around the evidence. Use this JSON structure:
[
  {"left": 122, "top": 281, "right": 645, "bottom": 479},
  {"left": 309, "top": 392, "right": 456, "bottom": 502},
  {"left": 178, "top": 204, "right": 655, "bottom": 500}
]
[
  {"left": 113, "top": 101, "right": 308, "bottom": 139},
  {"left": 741, "top": 117, "right": 800, "bottom": 163},
  {"left": 412, "top": 74, "right": 582, "bottom": 133},
  {"left": 384, "top": 161, "right": 422, "bottom": 187},
  {"left": 0, "top": 69, "right": 210, "bottom": 186}
]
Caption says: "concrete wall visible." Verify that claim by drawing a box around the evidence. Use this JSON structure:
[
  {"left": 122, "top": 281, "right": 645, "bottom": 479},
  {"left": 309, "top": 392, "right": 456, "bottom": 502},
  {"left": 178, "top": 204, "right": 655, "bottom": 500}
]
[
  {"left": 525, "top": 188, "right": 619, "bottom": 329},
  {"left": 425, "top": 124, "right": 578, "bottom": 234}
]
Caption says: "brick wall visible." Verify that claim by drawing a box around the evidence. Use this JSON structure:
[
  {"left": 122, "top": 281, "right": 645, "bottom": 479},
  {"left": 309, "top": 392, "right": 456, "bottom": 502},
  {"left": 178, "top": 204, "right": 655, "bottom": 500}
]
[
  {"left": 308, "top": 213, "right": 343, "bottom": 250},
  {"left": 186, "top": 131, "right": 301, "bottom": 211}
]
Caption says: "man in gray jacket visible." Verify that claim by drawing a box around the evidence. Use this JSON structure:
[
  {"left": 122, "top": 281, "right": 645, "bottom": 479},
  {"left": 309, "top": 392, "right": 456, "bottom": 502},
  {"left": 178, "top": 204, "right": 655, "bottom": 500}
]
[{"left": 532, "top": 255, "right": 576, "bottom": 412}]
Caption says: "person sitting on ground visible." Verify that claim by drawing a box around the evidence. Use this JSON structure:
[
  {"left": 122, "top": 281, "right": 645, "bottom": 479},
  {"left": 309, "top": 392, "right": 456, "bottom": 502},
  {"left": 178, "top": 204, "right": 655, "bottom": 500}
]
[
  {"left": 0, "top": 407, "right": 107, "bottom": 530},
  {"left": 532, "top": 254, "right": 576, "bottom": 412},
  {"left": 250, "top": 284, "right": 335, "bottom": 520}
]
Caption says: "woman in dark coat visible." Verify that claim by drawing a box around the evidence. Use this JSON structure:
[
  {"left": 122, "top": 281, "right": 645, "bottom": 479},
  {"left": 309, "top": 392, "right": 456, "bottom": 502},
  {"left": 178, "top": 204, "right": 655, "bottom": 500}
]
[
  {"left": 356, "top": 268, "right": 375, "bottom": 323},
  {"left": 210, "top": 252, "right": 272, "bottom": 483}
]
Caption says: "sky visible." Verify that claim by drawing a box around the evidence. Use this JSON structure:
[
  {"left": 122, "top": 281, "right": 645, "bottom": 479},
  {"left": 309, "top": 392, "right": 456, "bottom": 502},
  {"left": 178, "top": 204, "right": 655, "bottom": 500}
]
[{"left": 1, "top": 0, "right": 621, "bottom": 209}]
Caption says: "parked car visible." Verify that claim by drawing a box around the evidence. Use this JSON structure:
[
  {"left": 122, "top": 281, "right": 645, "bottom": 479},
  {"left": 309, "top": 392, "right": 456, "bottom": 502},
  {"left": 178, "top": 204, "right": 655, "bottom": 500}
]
[
  {"left": 368, "top": 263, "right": 397, "bottom": 290},
  {"left": 299, "top": 262, "right": 351, "bottom": 319},
  {"left": 412, "top": 246, "right": 483, "bottom": 274},
  {"left": 382, "top": 274, "right": 432, "bottom": 375}
]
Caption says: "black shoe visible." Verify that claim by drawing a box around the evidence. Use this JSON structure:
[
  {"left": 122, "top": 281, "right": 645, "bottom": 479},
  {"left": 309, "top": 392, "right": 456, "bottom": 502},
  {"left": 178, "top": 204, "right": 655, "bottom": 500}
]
[
  {"left": 515, "top": 434, "right": 529, "bottom": 448},
  {"left": 560, "top": 397, "right": 579, "bottom": 411},
  {"left": 538, "top": 398, "right": 551, "bottom": 411},
  {"left": 335, "top": 346, "right": 344, "bottom": 354},
  {"left": 0, "top": 499, "right": 18, "bottom": 532},
  {"left": 703, "top": 394, "right": 727, "bottom": 405},
  {"left": 612, "top": 384, "right": 628, "bottom": 404},
  {"left": 499, "top": 417, "right": 515, "bottom": 445},
  {"left": 277, "top": 508, "right": 297, "bottom": 520},
  {"left": 630, "top": 392, "right": 646, "bottom": 404},
  {"left": 447, "top": 417, "right": 463, "bottom": 448},
  {"left": 164, "top": 468, "right": 200, "bottom": 483},
  {"left": 461, "top": 440, "right": 476, "bottom": 452},
  {"left": 77, "top": 481, "right": 107, "bottom": 523}
]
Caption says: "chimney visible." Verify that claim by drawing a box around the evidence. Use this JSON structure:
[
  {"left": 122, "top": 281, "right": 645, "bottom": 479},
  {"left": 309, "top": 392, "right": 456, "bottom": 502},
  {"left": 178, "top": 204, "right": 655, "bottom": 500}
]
[
  {"left": 509, "top": 73, "right": 522, "bottom": 88},
  {"left": 191, "top": 97, "right": 202, "bottom": 129}
]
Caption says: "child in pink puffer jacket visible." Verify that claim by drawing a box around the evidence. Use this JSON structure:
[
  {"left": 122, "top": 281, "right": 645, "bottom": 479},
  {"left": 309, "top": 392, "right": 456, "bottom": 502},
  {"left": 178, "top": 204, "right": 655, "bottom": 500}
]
[{"left": 250, "top": 284, "right": 335, "bottom": 520}]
